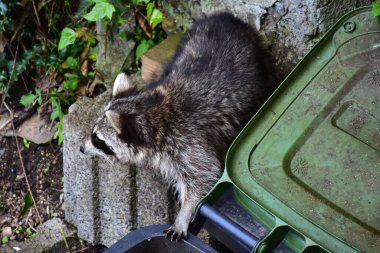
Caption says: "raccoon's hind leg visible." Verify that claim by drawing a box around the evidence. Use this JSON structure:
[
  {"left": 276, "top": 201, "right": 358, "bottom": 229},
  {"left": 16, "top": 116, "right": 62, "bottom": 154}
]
[{"left": 164, "top": 184, "right": 199, "bottom": 241}]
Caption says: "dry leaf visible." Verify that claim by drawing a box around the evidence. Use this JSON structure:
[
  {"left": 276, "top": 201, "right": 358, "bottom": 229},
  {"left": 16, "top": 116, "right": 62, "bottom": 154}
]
[
  {"left": 0, "top": 32, "right": 8, "bottom": 53},
  {"left": 81, "top": 60, "right": 89, "bottom": 76},
  {"left": 80, "top": 42, "right": 91, "bottom": 61},
  {"left": 135, "top": 11, "right": 152, "bottom": 38},
  {"left": 87, "top": 75, "right": 103, "bottom": 96},
  {"left": 75, "top": 84, "right": 88, "bottom": 96},
  {"left": 1, "top": 226, "right": 12, "bottom": 237},
  {"left": 36, "top": 72, "right": 58, "bottom": 91}
]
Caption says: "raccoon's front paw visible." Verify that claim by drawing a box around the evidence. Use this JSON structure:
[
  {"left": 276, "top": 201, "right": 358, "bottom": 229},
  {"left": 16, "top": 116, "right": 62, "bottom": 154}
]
[{"left": 164, "top": 226, "right": 187, "bottom": 241}]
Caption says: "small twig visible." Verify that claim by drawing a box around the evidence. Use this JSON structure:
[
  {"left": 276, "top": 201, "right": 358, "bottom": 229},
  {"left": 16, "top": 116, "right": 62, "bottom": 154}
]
[
  {"left": 3, "top": 101, "right": 43, "bottom": 224},
  {"left": 7, "top": 42, "right": 19, "bottom": 90},
  {"left": 0, "top": 102, "right": 38, "bottom": 131},
  {"left": 48, "top": 1, "right": 55, "bottom": 34},
  {"left": 0, "top": 42, "right": 18, "bottom": 131},
  {"left": 12, "top": 103, "right": 38, "bottom": 129},
  {"left": 105, "top": 26, "right": 108, "bottom": 60},
  {"left": 0, "top": 94, "right": 4, "bottom": 111},
  {"left": 59, "top": 227, "right": 70, "bottom": 250},
  {"left": 5, "top": 42, "right": 28, "bottom": 91},
  {"left": 0, "top": 118, "right": 11, "bottom": 130},
  {"left": 32, "top": 0, "right": 41, "bottom": 26},
  {"left": 27, "top": 221, "right": 38, "bottom": 233},
  {"left": 25, "top": 208, "right": 33, "bottom": 225}
]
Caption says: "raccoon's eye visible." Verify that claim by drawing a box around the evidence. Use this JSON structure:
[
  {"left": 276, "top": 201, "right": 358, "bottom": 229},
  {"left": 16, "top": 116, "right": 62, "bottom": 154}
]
[{"left": 91, "top": 132, "right": 115, "bottom": 156}]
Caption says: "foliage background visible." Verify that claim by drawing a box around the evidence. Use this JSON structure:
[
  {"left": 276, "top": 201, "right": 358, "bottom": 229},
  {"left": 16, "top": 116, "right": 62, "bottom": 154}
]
[{"left": 0, "top": 0, "right": 165, "bottom": 250}]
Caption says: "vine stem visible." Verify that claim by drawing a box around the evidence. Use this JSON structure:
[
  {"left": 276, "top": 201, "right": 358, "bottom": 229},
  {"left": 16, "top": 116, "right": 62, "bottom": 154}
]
[
  {"left": 32, "top": 0, "right": 41, "bottom": 27},
  {"left": 3, "top": 101, "right": 42, "bottom": 224}
]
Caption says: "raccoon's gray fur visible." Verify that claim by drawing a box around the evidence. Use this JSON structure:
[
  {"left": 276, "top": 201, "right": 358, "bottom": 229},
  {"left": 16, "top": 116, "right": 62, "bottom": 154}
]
[{"left": 81, "top": 13, "right": 275, "bottom": 241}]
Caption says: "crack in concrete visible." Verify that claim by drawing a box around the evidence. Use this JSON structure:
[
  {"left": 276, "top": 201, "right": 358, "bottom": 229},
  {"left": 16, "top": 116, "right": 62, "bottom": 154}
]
[
  {"left": 92, "top": 158, "right": 102, "bottom": 242},
  {"left": 128, "top": 165, "right": 138, "bottom": 230}
]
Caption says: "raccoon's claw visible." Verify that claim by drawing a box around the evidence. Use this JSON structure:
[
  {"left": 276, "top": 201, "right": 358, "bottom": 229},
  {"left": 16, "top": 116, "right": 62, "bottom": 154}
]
[{"left": 164, "top": 227, "right": 187, "bottom": 242}]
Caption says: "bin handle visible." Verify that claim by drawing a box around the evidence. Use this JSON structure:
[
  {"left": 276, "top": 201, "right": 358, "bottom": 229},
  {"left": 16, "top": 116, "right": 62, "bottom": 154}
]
[
  {"left": 253, "top": 225, "right": 290, "bottom": 253},
  {"left": 198, "top": 203, "right": 259, "bottom": 249}
]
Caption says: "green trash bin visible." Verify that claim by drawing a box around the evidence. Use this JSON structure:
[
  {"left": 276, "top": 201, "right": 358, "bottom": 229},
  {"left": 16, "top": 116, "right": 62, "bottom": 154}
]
[{"left": 198, "top": 6, "right": 380, "bottom": 253}]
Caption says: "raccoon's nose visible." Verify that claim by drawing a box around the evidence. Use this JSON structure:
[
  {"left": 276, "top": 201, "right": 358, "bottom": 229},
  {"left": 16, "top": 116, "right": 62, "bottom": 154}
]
[{"left": 80, "top": 146, "right": 85, "bottom": 154}]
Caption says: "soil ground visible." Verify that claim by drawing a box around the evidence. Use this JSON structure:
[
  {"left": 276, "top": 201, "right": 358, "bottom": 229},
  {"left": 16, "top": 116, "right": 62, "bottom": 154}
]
[{"left": 0, "top": 136, "right": 106, "bottom": 252}]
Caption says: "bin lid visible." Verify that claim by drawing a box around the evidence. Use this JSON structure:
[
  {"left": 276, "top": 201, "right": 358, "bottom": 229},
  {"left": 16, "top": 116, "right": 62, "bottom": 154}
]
[{"left": 224, "top": 7, "right": 380, "bottom": 253}]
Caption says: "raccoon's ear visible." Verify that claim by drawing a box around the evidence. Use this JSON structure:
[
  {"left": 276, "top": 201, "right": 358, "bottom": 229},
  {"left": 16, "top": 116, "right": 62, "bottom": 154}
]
[
  {"left": 105, "top": 110, "right": 122, "bottom": 134},
  {"left": 113, "top": 73, "right": 136, "bottom": 98},
  {"left": 105, "top": 110, "right": 144, "bottom": 145}
]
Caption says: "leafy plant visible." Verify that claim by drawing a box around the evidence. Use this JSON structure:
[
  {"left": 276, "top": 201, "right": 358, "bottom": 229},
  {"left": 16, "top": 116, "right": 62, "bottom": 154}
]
[
  {"left": 148, "top": 4, "right": 163, "bottom": 29},
  {"left": 58, "top": 0, "right": 115, "bottom": 50},
  {"left": 16, "top": 226, "right": 23, "bottom": 234},
  {"left": 21, "top": 191, "right": 33, "bottom": 215},
  {"left": 0, "top": 44, "right": 43, "bottom": 95},
  {"left": 133, "top": 1, "right": 165, "bottom": 62},
  {"left": 13, "top": 225, "right": 36, "bottom": 239},
  {"left": 20, "top": 93, "right": 37, "bottom": 107},
  {"left": 2, "top": 236, "right": 9, "bottom": 244},
  {"left": 20, "top": 88, "right": 42, "bottom": 107},
  {"left": 62, "top": 0, "right": 165, "bottom": 65},
  {"left": 373, "top": 1, "right": 380, "bottom": 16},
  {"left": 23, "top": 138, "right": 31, "bottom": 149},
  {"left": 135, "top": 39, "right": 155, "bottom": 61},
  {"left": 4, "top": 0, "right": 166, "bottom": 145},
  {"left": 83, "top": 0, "right": 116, "bottom": 21},
  {"left": 58, "top": 28, "right": 77, "bottom": 50},
  {"left": 25, "top": 227, "right": 36, "bottom": 238}
]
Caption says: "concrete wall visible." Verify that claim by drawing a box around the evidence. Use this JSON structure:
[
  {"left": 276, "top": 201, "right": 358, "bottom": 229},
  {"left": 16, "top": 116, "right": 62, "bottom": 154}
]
[
  {"left": 161, "top": 0, "right": 370, "bottom": 80},
  {"left": 63, "top": 75, "right": 176, "bottom": 246}
]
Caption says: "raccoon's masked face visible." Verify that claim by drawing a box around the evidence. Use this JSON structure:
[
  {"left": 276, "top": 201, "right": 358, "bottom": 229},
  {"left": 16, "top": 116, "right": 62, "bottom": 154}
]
[{"left": 80, "top": 73, "right": 143, "bottom": 164}]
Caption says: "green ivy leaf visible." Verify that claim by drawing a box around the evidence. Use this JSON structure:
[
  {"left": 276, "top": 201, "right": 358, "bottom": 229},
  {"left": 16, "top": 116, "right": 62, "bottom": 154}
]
[
  {"left": 21, "top": 191, "right": 33, "bottom": 215},
  {"left": 35, "top": 88, "right": 42, "bottom": 105},
  {"left": 88, "top": 71, "right": 96, "bottom": 77},
  {"left": 133, "top": 0, "right": 150, "bottom": 4},
  {"left": 117, "top": 18, "right": 126, "bottom": 25},
  {"left": 58, "top": 28, "right": 77, "bottom": 51},
  {"left": 50, "top": 96, "right": 60, "bottom": 109},
  {"left": 63, "top": 56, "right": 79, "bottom": 70},
  {"left": 51, "top": 106, "right": 62, "bottom": 121},
  {"left": 50, "top": 96, "right": 64, "bottom": 121},
  {"left": 373, "top": 2, "right": 380, "bottom": 16},
  {"left": 57, "top": 121, "right": 64, "bottom": 145},
  {"left": 20, "top": 93, "right": 37, "bottom": 106},
  {"left": 90, "top": 0, "right": 108, "bottom": 3},
  {"left": 2, "top": 236, "right": 9, "bottom": 244},
  {"left": 23, "top": 138, "right": 31, "bottom": 149},
  {"left": 83, "top": 2, "right": 115, "bottom": 21},
  {"left": 119, "top": 31, "right": 128, "bottom": 41},
  {"left": 0, "top": 52, "right": 7, "bottom": 68},
  {"left": 89, "top": 47, "right": 99, "bottom": 61},
  {"left": 64, "top": 73, "right": 80, "bottom": 79},
  {"left": 135, "top": 40, "right": 155, "bottom": 61},
  {"left": 150, "top": 9, "right": 163, "bottom": 29},
  {"left": 63, "top": 78, "right": 80, "bottom": 91},
  {"left": 146, "top": 3, "right": 154, "bottom": 18}
]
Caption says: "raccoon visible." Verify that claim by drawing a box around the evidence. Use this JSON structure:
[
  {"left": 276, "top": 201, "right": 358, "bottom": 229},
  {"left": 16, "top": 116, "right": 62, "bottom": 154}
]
[{"left": 80, "top": 12, "right": 275, "bottom": 241}]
